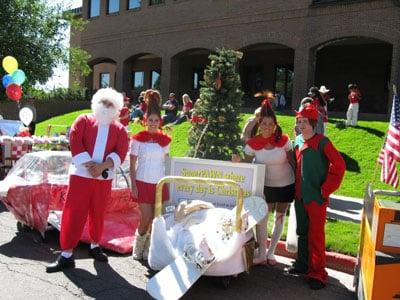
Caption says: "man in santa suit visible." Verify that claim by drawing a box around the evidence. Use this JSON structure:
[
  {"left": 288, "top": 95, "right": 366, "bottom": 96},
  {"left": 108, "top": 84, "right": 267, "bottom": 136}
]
[{"left": 46, "top": 88, "right": 129, "bottom": 273}]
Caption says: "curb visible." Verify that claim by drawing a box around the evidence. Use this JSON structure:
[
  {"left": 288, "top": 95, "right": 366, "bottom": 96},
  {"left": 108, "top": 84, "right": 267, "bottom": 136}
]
[{"left": 271, "top": 241, "right": 357, "bottom": 275}]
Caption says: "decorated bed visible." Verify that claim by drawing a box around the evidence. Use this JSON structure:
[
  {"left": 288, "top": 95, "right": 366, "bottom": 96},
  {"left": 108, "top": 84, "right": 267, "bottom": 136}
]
[{"left": 0, "top": 151, "right": 140, "bottom": 254}]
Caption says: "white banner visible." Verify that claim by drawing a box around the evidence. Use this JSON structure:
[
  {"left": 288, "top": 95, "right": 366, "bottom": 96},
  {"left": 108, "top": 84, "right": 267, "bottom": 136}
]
[{"left": 168, "top": 157, "right": 265, "bottom": 208}]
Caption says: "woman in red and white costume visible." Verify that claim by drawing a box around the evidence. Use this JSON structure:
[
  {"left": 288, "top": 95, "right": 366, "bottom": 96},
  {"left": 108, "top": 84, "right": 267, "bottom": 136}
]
[
  {"left": 233, "top": 101, "right": 295, "bottom": 266},
  {"left": 46, "top": 88, "right": 129, "bottom": 273},
  {"left": 130, "top": 90, "right": 171, "bottom": 260}
]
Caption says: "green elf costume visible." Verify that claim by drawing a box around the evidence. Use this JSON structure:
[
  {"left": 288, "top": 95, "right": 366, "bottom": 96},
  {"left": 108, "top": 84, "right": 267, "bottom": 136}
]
[{"left": 291, "top": 104, "right": 345, "bottom": 289}]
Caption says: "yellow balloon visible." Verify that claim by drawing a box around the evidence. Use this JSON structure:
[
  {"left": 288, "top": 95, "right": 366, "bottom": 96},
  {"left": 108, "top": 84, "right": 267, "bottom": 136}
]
[{"left": 2, "top": 56, "right": 18, "bottom": 74}]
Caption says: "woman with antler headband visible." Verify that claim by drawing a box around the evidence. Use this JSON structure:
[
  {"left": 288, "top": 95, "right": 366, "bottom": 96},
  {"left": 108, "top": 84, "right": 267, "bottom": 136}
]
[
  {"left": 130, "top": 89, "right": 171, "bottom": 261},
  {"left": 233, "top": 97, "right": 295, "bottom": 266}
]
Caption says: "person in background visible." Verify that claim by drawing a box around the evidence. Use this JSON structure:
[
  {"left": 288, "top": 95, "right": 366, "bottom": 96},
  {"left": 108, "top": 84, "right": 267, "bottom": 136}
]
[
  {"left": 307, "top": 87, "right": 325, "bottom": 135},
  {"left": 276, "top": 91, "right": 286, "bottom": 110},
  {"left": 130, "top": 91, "right": 147, "bottom": 120},
  {"left": 130, "top": 89, "right": 171, "bottom": 260},
  {"left": 318, "top": 86, "right": 334, "bottom": 133},
  {"left": 173, "top": 94, "right": 194, "bottom": 125},
  {"left": 119, "top": 95, "right": 131, "bottom": 128},
  {"left": 46, "top": 88, "right": 129, "bottom": 273},
  {"left": 241, "top": 107, "right": 262, "bottom": 143},
  {"left": 346, "top": 83, "right": 361, "bottom": 127},
  {"left": 233, "top": 101, "right": 295, "bottom": 266},
  {"left": 162, "top": 92, "right": 179, "bottom": 125},
  {"left": 286, "top": 103, "right": 345, "bottom": 290}
]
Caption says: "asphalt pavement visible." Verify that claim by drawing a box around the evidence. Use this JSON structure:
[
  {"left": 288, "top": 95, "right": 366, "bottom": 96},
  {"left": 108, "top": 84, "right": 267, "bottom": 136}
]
[{"left": 0, "top": 201, "right": 355, "bottom": 300}]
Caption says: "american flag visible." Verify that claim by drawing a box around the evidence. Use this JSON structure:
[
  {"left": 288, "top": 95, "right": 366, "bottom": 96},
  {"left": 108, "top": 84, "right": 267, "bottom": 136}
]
[{"left": 377, "top": 94, "right": 400, "bottom": 188}]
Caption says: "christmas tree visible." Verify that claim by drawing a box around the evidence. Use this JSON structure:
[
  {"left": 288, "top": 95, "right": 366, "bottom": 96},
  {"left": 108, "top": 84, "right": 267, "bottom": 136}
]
[{"left": 188, "top": 48, "right": 244, "bottom": 161}]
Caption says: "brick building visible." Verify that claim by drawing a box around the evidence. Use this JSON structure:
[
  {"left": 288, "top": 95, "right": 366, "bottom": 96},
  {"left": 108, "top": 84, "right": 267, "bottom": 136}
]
[{"left": 70, "top": 0, "right": 400, "bottom": 115}]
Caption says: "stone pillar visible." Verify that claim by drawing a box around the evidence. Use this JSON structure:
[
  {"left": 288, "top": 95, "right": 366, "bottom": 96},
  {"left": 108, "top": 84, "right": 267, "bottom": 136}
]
[
  {"left": 292, "top": 46, "right": 316, "bottom": 109},
  {"left": 388, "top": 42, "right": 400, "bottom": 116},
  {"left": 160, "top": 56, "right": 171, "bottom": 101},
  {"left": 160, "top": 55, "right": 179, "bottom": 101},
  {"left": 115, "top": 60, "right": 124, "bottom": 92}
]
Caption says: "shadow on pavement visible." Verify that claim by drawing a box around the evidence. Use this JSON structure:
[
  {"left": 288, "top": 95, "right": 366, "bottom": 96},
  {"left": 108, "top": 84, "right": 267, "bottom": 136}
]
[
  {"left": 63, "top": 261, "right": 151, "bottom": 300},
  {"left": 183, "top": 262, "right": 354, "bottom": 300}
]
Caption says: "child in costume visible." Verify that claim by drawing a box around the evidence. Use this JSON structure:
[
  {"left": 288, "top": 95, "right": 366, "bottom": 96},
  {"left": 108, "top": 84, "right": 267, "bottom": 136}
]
[
  {"left": 130, "top": 89, "right": 171, "bottom": 260},
  {"left": 287, "top": 104, "right": 345, "bottom": 290}
]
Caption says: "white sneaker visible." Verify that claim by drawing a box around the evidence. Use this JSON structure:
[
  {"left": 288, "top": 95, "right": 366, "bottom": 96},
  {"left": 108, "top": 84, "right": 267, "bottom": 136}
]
[{"left": 132, "top": 232, "right": 147, "bottom": 260}]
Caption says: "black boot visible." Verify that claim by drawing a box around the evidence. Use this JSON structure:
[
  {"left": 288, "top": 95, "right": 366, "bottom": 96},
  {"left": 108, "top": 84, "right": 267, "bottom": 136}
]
[
  {"left": 284, "top": 266, "right": 307, "bottom": 275},
  {"left": 46, "top": 255, "right": 75, "bottom": 273},
  {"left": 89, "top": 247, "right": 108, "bottom": 262},
  {"left": 308, "top": 278, "right": 326, "bottom": 290}
]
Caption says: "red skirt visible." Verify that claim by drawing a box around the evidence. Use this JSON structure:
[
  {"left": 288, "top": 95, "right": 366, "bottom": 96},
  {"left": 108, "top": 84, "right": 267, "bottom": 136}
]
[{"left": 135, "top": 180, "right": 169, "bottom": 204}]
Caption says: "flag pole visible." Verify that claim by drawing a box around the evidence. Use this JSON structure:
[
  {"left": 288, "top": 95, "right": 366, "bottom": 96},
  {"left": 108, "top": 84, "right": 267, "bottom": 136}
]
[{"left": 373, "top": 85, "right": 397, "bottom": 184}]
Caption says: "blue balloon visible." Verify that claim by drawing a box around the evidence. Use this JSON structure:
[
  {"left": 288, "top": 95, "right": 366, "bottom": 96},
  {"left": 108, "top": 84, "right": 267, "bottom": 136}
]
[
  {"left": 11, "top": 69, "right": 26, "bottom": 85},
  {"left": 2, "top": 74, "right": 13, "bottom": 88}
]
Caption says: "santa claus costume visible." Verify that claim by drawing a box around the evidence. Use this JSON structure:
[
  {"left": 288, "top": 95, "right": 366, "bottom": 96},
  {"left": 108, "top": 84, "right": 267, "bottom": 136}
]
[{"left": 46, "top": 88, "right": 129, "bottom": 273}]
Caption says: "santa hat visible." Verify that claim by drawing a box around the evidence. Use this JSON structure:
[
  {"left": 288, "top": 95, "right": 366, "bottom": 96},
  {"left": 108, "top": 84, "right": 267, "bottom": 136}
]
[
  {"left": 91, "top": 88, "right": 123, "bottom": 111},
  {"left": 296, "top": 104, "right": 318, "bottom": 120}
]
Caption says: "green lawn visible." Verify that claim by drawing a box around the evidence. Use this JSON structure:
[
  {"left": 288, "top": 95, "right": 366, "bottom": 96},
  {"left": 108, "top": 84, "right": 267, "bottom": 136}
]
[
  {"left": 36, "top": 109, "right": 392, "bottom": 256},
  {"left": 38, "top": 109, "right": 393, "bottom": 199}
]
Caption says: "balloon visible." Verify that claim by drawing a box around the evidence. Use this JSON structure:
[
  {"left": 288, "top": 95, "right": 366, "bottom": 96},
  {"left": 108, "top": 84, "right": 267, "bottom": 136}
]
[
  {"left": 6, "top": 83, "right": 23, "bottom": 102},
  {"left": 19, "top": 107, "right": 34, "bottom": 126},
  {"left": 11, "top": 69, "right": 26, "bottom": 85},
  {"left": 2, "top": 56, "right": 18, "bottom": 74},
  {"left": 2, "top": 74, "right": 13, "bottom": 88}
]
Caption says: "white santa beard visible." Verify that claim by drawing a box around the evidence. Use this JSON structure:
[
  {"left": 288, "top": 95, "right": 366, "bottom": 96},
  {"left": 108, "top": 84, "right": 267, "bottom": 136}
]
[{"left": 92, "top": 103, "right": 119, "bottom": 125}]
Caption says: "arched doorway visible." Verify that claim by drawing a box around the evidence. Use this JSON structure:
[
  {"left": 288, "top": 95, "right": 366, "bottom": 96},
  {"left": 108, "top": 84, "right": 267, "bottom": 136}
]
[
  {"left": 314, "top": 37, "right": 393, "bottom": 114},
  {"left": 239, "top": 43, "right": 295, "bottom": 108},
  {"left": 123, "top": 53, "right": 162, "bottom": 101},
  {"left": 171, "top": 48, "right": 212, "bottom": 101},
  {"left": 86, "top": 58, "right": 117, "bottom": 92}
]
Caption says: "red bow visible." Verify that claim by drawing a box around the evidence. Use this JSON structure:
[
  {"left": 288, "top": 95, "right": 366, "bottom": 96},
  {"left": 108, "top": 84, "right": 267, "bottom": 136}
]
[
  {"left": 132, "top": 130, "right": 171, "bottom": 147},
  {"left": 247, "top": 134, "right": 289, "bottom": 150}
]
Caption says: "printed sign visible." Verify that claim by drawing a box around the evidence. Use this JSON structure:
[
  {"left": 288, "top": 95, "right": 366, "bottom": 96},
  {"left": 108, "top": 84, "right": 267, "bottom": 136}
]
[{"left": 167, "top": 157, "right": 265, "bottom": 208}]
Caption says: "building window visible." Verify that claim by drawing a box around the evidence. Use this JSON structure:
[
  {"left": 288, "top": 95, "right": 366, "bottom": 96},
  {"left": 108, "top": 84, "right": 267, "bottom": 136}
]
[
  {"left": 151, "top": 71, "right": 160, "bottom": 89},
  {"left": 107, "top": 0, "right": 120, "bottom": 14},
  {"left": 274, "top": 65, "right": 293, "bottom": 101},
  {"left": 89, "top": 0, "right": 100, "bottom": 18},
  {"left": 128, "top": 0, "right": 141, "bottom": 9},
  {"left": 149, "top": 0, "right": 165, "bottom": 5},
  {"left": 133, "top": 71, "right": 144, "bottom": 89},
  {"left": 192, "top": 69, "right": 204, "bottom": 90},
  {"left": 100, "top": 73, "right": 110, "bottom": 88}
]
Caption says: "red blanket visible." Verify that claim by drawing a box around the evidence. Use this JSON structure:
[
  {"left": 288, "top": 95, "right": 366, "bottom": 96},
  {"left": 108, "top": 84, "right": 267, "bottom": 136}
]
[{"left": 2, "top": 184, "right": 140, "bottom": 254}]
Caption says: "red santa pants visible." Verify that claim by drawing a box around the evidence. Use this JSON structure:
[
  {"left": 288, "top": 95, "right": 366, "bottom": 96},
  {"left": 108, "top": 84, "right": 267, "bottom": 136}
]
[
  {"left": 60, "top": 175, "right": 111, "bottom": 250},
  {"left": 304, "top": 200, "right": 328, "bottom": 283}
]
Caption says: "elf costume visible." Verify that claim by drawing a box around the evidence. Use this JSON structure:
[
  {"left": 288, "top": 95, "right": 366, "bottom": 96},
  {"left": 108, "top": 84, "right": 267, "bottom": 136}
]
[{"left": 292, "top": 106, "right": 345, "bottom": 284}]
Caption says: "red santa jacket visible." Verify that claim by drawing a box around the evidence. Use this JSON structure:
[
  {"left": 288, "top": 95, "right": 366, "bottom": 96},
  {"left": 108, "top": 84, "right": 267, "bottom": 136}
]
[{"left": 69, "top": 114, "right": 129, "bottom": 180}]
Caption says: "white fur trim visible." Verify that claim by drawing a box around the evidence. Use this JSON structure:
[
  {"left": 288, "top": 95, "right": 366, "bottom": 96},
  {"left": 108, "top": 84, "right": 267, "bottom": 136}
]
[
  {"left": 92, "top": 125, "right": 109, "bottom": 163},
  {"left": 91, "top": 88, "right": 123, "bottom": 112},
  {"left": 72, "top": 151, "right": 91, "bottom": 166},
  {"left": 106, "top": 152, "right": 121, "bottom": 171}
]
